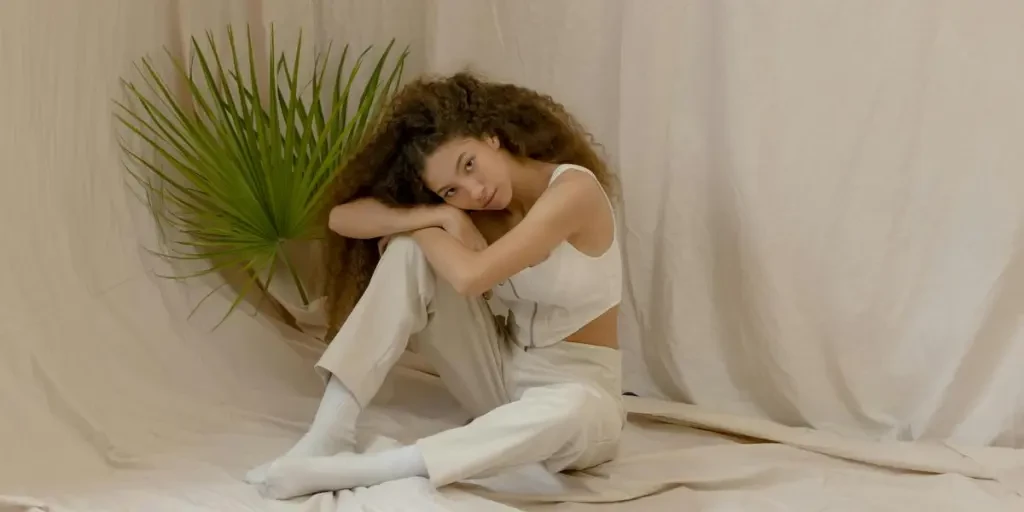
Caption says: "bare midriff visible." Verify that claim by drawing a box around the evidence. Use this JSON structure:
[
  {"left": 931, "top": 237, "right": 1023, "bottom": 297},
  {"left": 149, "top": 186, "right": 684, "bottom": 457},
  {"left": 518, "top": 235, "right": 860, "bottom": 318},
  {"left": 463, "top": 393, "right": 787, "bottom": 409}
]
[{"left": 564, "top": 306, "right": 619, "bottom": 349}]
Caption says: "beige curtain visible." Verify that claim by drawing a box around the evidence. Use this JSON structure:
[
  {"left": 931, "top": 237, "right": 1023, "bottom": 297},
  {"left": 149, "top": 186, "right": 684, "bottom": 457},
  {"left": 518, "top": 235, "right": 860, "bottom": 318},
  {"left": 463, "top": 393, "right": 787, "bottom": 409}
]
[
  {"left": 427, "top": 0, "right": 1024, "bottom": 448},
  {"left": 2, "top": 0, "right": 1023, "bottom": 510}
]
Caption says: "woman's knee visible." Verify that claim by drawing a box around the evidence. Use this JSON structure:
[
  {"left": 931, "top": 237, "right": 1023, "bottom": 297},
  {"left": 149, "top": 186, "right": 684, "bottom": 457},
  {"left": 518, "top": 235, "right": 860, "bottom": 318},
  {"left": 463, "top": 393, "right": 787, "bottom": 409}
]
[
  {"left": 376, "top": 235, "right": 433, "bottom": 275},
  {"left": 533, "top": 383, "right": 623, "bottom": 471},
  {"left": 533, "top": 383, "right": 615, "bottom": 418},
  {"left": 379, "top": 234, "right": 420, "bottom": 258},
  {"left": 551, "top": 383, "right": 599, "bottom": 417},
  {"left": 378, "top": 235, "right": 469, "bottom": 299}
]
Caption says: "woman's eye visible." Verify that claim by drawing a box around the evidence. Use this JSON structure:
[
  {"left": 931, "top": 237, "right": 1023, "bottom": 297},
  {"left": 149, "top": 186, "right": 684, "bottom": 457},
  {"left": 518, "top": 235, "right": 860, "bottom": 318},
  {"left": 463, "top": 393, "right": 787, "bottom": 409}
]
[
  {"left": 444, "top": 188, "right": 456, "bottom": 198},
  {"left": 465, "top": 157, "right": 474, "bottom": 171}
]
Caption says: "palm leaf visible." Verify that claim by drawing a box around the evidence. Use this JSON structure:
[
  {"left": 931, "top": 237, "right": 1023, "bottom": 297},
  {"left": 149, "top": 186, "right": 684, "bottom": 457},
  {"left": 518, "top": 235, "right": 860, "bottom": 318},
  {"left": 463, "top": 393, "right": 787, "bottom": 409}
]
[{"left": 115, "top": 23, "right": 408, "bottom": 328}]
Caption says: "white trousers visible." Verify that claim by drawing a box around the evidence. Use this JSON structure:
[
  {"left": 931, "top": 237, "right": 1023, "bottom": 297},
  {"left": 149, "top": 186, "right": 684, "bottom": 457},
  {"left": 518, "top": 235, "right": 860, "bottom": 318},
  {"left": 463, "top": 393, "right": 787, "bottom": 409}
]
[{"left": 315, "top": 236, "right": 625, "bottom": 487}]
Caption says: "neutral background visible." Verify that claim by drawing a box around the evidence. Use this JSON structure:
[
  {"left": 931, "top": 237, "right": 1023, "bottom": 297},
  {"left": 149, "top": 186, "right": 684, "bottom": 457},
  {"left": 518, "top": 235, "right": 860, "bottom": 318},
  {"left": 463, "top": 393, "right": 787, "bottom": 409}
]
[
  {"left": 2, "top": 1, "right": 1023, "bottom": 510},
  {"left": 424, "top": 0, "right": 1024, "bottom": 447}
]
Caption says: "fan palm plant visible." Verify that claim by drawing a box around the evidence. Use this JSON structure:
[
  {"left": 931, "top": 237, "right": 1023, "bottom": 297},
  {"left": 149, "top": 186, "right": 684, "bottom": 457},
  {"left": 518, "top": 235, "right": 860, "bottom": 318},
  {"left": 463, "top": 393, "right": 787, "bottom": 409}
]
[{"left": 115, "top": 25, "right": 408, "bottom": 329}]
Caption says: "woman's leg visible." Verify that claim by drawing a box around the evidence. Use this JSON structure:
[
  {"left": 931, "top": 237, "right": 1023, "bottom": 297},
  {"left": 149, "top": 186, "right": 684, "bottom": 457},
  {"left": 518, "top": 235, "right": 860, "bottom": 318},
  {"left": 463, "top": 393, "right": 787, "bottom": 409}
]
[
  {"left": 416, "top": 342, "right": 625, "bottom": 487},
  {"left": 247, "top": 235, "right": 509, "bottom": 488},
  {"left": 257, "top": 343, "right": 625, "bottom": 499}
]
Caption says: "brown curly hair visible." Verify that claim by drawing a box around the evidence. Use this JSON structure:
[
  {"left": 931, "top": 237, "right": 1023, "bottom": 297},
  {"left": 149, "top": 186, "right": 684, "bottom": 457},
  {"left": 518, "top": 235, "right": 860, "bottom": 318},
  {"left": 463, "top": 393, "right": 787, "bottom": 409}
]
[{"left": 320, "top": 70, "right": 617, "bottom": 338}]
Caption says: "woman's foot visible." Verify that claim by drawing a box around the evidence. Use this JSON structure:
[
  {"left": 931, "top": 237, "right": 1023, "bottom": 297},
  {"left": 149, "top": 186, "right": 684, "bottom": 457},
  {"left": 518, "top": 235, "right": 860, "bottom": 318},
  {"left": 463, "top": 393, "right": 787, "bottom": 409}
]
[
  {"left": 244, "top": 429, "right": 356, "bottom": 485},
  {"left": 245, "top": 376, "right": 362, "bottom": 486},
  {"left": 255, "top": 445, "right": 428, "bottom": 499}
]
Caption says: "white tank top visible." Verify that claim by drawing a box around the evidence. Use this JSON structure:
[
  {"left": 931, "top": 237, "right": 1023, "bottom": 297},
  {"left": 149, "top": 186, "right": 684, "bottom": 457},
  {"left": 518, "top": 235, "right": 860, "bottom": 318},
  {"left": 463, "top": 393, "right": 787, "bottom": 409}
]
[{"left": 487, "top": 164, "right": 622, "bottom": 349}]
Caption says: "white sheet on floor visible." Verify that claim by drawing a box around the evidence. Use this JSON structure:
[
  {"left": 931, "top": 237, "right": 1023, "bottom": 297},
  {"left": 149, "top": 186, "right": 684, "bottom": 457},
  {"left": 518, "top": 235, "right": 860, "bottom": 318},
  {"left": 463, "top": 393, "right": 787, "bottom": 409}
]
[{"left": 2, "top": 1, "right": 1024, "bottom": 511}]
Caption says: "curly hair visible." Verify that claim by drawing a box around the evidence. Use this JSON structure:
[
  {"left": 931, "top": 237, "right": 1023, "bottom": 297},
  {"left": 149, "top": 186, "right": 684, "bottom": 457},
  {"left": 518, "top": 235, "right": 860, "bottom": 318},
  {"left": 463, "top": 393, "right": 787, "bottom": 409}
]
[{"left": 320, "top": 70, "right": 617, "bottom": 338}]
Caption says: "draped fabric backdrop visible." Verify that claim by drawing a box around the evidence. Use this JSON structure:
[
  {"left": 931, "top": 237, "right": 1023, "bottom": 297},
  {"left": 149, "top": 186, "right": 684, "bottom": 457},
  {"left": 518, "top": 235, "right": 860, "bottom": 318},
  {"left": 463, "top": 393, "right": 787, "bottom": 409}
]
[
  {"left": 426, "top": 0, "right": 1024, "bottom": 448},
  {"left": 2, "top": 1, "right": 1023, "bottom": 510}
]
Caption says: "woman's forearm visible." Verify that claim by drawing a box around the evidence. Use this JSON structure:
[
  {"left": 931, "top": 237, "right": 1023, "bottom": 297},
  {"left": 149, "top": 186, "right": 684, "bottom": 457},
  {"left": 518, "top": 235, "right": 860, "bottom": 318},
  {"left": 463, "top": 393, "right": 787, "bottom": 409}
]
[
  {"left": 328, "top": 198, "right": 447, "bottom": 239},
  {"left": 410, "top": 227, "right": 480, "bottom": 293}
]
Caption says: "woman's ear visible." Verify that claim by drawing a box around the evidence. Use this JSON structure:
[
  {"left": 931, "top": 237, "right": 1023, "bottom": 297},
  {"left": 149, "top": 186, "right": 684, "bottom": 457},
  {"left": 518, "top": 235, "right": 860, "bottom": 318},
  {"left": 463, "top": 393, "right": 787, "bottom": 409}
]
[{"left": 486, "top": 135, "right": 500, "bottom": 149}]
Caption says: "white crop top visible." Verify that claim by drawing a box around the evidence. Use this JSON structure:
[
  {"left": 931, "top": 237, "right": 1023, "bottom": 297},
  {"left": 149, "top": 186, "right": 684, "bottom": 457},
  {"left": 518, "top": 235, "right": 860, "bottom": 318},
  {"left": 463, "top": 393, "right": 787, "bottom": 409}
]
[{"left": 487, "top": 164, "right": 622, "bottom": 349}]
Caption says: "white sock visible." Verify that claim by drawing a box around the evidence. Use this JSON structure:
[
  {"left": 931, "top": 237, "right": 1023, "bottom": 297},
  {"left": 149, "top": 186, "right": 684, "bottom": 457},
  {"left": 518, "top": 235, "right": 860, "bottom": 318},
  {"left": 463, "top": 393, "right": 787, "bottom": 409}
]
[
  {"left": 257, "top": 445, "right": 429, "bottom": 499},
  {"left": 246, "top": 376, "right": 361, "bottom": 484},
  {"left": 294, "top": 376, "right": 361, "bottom": 454}
]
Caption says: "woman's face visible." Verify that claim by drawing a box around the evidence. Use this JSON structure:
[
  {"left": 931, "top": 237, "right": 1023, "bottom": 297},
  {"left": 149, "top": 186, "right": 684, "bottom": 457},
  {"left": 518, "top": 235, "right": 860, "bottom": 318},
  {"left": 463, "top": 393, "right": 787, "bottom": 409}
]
[{"left": 421, "top": 135, "right": 514, "bottom": 211}]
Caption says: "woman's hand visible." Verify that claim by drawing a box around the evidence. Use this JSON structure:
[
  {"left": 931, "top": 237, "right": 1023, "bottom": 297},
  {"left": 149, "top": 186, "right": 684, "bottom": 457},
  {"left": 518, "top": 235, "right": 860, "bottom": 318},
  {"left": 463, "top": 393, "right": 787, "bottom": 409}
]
[{"left": 439, "top": 206, "right": 488, "bottom": 252}]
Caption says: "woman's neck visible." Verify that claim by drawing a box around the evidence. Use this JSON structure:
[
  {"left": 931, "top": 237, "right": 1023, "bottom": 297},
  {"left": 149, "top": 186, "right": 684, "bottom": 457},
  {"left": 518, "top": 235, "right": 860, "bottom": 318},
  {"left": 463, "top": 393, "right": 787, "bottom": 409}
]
[{"left": 507, "top": 159, "right": 558, "bottom": 216}]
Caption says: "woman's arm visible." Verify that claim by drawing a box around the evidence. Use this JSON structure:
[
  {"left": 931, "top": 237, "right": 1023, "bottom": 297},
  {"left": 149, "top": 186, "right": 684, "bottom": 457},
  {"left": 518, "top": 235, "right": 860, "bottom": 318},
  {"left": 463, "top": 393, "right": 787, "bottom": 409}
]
[
  {"left": 328, "top": 198, "right": 448, "bottom": 239},
  {"left": 411, "top": 171, "right": 606, "bottom": 295}
]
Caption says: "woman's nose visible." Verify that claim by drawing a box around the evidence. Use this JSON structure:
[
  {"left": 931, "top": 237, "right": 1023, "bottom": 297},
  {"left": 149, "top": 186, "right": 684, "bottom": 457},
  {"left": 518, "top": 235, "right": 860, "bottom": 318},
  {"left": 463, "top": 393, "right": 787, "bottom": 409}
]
[{"left": 470, "top": 182, "right": 487, "bottom": 201}]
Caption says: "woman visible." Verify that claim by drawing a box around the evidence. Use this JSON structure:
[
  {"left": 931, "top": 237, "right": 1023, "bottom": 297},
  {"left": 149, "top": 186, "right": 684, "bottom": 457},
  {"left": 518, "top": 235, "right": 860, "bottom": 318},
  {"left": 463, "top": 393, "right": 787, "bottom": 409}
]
[{"left": 246, "top": 71, "right": 625, "bottom": 499}]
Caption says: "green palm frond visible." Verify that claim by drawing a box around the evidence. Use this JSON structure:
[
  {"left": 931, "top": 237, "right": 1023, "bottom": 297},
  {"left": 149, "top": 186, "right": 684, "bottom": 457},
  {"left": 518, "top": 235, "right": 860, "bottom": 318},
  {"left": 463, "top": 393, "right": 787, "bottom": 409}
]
[{"left": 115, "top": 24, "right": 408, "bottom": 328}]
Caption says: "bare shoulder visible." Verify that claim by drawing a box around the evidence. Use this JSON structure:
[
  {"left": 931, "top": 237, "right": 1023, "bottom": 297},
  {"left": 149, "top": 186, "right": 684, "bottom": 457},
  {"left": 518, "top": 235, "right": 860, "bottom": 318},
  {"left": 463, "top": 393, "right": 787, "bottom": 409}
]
[
  {"left": 545, "top": 167, "right": 615, "bottom": 256},
  {"left": 546, "top": 166, "right": 610, "bottom": 209}
]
